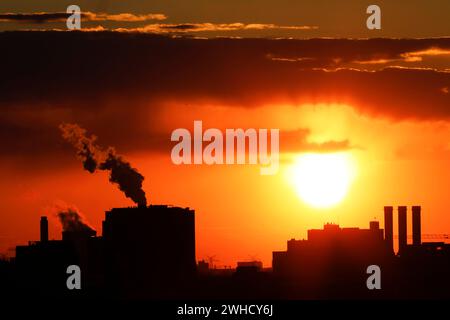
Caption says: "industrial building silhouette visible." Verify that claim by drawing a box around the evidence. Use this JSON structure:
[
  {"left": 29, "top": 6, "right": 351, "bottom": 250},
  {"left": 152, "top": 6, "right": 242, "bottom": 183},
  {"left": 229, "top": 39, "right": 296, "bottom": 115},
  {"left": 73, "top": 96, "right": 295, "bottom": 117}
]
[
  {"left": 271, "top": 205, "right": 450, "bottom": 299},
  {"left": 2, "top": 205, "right": 450, "bottom": 299},
  {"left": 12, "top": 205, "right": 195, "bottom": 298},
  {"left": 102, "top": 205, "right": 196, "bottom": 297}
]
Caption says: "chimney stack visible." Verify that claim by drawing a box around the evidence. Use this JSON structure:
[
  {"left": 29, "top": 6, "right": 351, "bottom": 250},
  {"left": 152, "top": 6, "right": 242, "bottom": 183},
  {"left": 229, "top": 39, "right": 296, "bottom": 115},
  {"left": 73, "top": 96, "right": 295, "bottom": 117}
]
[
  {"left": 384, "top": 206, "right": 394, "bottom": 253},
  {"left": 40, "top": 216, "right": 48, "bottom": 243},
  {"left": 370, "top": 221, "right": 380, "bottom": 230},
  {"left": 398, "top": 206, "right": 407, "bottom": 254},
  {"left": 412, "top": 206, "right": 421, "bottom": 246}
]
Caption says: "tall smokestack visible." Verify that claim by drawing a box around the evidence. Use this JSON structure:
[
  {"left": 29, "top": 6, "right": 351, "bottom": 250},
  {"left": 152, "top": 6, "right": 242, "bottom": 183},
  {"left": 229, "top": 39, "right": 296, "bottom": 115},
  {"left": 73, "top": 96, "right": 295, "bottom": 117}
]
[
  {"left": 384, "top": 206, "right": 393, "bottom": 253},
  {"left": 398, "top": 206, "right": 407, "bottom": 254},
  {"left": 40, "top": 216, "right": 48, "bottom": 243},
  {"left": 412, "top": 206, "right": 421, "bottom": 246}
]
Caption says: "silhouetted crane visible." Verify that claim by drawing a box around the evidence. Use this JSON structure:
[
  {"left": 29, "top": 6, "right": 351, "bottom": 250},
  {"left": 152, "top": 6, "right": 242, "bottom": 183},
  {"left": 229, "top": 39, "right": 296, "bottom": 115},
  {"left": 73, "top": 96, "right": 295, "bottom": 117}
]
[{"left": 206, "top": 255, "right": 219, "bottom": 269}]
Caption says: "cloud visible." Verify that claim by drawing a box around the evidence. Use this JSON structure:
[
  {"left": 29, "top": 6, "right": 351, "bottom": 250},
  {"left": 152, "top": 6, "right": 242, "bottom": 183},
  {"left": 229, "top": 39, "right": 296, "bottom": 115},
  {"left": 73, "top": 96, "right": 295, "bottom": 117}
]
[
  {"left": 400, "top": 47, "right": 450, "bottom": 62},
  {"left": 0, "top": 32, "right": 449, "bottom": 163},
  {"left": 0, "top": 13, "right": 69, "bottom": 23},
  {"left": 280, "top": 129, "right": 355, "bottom": 153},
  {"left": 0, "top": 12, "right": 166, "bottom": 23},
  {"left": 0, "top": 12, "right": 316, "bottom": 35},
  {"left": 115, "top": 22, "right": 317, "bottom": 33},
  {"left": 84, "top": 12, "right": 167, "bottom": 22},
  {"left": 265, "top": 38, "right": 450, "bottom": 69},
  {"left": 351, "top": 47, "right": 450, "bottom": 65},
  {"left": 78, "top": 26, "right": 106, "bottom": 32}
]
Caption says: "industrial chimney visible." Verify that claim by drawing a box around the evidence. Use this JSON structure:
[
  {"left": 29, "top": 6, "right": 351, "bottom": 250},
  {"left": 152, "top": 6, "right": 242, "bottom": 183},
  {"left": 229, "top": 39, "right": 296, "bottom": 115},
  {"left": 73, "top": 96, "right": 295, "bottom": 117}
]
[
  {"left": 370, "top": 221, "right": 380, "bottom": 230},
  {"left": 384, "top": 206, "right": 394, "bottom": 253},
  {"left": 398, "top": 206, "right": 407, "bottom": 254},
  {"left": 40, "top": 216, "right": 48, "bottom": 243},
  {"left": 412, "top": 206, "right": 421, "bottom": 246}
]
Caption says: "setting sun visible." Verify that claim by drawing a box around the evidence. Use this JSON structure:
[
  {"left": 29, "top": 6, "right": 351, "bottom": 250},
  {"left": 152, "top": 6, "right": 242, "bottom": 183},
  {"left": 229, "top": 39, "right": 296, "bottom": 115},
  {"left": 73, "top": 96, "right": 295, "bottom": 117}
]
[{"left": 289, "top": 152, "right": 356, "bottom": 208}]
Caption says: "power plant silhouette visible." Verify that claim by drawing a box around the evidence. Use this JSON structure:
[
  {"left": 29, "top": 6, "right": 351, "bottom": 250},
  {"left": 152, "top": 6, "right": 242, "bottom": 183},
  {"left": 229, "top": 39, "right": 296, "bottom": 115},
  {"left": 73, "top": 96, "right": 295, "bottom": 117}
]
[
  {"left": 1, "top": 125, "right": 450, "bottom": 299},
  {"left": 1, "top": 204, "right": 450, "bottom": 299},
  {"left": 11, "top": 205, "right": 195, "bottom": 299}
]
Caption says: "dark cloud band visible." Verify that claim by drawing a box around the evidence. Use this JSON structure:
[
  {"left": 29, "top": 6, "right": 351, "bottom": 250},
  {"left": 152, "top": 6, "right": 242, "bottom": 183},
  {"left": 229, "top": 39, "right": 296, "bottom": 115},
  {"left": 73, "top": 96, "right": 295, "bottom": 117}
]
[
  {"left": 0, "top": 32, "right": 449, "bottom": 161},
  {"left": 0, "top": 12, "right": 166, "bottom": 23}
]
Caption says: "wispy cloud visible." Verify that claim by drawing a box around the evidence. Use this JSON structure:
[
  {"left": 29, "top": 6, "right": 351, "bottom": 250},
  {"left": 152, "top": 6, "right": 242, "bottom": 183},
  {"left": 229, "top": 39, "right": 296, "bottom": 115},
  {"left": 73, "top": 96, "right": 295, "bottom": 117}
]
[
  {"left": 115, "top": 22, "right": 318, "bottom": 33},
  {"left": 280, "top": 129, "right": 356, "bottom": 153},
  {"left": 263, "top": 39, "right": 450, "bottom": 70},
  {"left": 0, "top": 12, "right": 166, "bottom": 23},
  {"left": 84, "top": 12, "right": 167, "bottom": 22},
  {"left": 400, "top": 47, "right": 450, "bottom": 62},
  {"left": 353, "top": 47, "right": 450, "bottom": 65}
]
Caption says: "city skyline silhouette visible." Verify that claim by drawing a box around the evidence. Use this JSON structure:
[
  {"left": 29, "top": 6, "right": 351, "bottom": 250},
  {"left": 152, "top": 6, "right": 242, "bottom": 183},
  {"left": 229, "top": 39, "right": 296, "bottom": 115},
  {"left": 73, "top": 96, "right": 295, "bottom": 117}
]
[
  {"left": 2, "top": 201, "right": 450, "bottom": 299},
  {"left": 1, "top": 1, "right": 450, "bottom": 303}
]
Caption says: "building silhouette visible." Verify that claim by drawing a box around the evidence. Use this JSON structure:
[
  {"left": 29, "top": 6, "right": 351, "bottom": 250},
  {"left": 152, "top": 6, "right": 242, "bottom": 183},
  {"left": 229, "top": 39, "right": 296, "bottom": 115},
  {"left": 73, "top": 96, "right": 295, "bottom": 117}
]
[
  {"left": 271, "top": 206, "right": 450, "bottom": 298},
  {"left": 272, "top": 220, "right": 391, "bottom": 298},
  {"left": 11, "top": 205, "right": 195, "bottom": 298},
  {"left": 2, "top": 204, "right": 450, "bottom": 299},
  {"left": 273, "top": 220, "right": 390, "bottom": 273},
  {"left": 102, "top": 205, "right": 195, "bottom": 297}
]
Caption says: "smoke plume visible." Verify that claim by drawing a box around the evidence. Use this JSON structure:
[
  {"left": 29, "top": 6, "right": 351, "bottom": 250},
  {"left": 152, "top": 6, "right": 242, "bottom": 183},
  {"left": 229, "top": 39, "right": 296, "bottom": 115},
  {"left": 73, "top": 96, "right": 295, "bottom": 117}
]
[
  {"left": 60, "top": 123, "right": 98, "bottom": 173},
  {"left": 99, "top": 148, "right": 147, "bottom": 207},
  {"left": 48, "top": 202, "right": 96, "bottom": 233},
  {"left": 59, "top": 123, "right": 147, "bottom": 206}
]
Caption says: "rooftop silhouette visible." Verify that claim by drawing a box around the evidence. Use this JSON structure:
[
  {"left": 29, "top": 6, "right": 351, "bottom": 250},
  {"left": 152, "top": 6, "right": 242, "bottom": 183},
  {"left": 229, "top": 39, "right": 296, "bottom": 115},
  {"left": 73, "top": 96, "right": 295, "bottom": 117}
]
[{"left": 1, "top": 204, "right": 450, "bottom": 299}]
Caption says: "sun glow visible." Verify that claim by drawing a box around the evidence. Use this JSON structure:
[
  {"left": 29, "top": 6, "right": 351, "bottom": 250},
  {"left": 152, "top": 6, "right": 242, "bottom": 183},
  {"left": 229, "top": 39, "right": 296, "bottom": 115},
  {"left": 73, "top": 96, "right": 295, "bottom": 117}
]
[{"left": 289, "top": 152, "right": 356, "bottom": 208}]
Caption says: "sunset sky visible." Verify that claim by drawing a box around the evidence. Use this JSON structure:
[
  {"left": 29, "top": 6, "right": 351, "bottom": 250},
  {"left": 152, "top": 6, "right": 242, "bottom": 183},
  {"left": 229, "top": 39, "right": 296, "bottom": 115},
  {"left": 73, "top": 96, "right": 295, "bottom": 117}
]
[{"left": 1, "top": 1, "right": 450, "bottom": 267}]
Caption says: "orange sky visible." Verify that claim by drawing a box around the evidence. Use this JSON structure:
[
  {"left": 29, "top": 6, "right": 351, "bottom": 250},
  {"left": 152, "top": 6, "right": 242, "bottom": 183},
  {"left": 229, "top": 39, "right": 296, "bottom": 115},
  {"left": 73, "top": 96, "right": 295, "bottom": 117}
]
[
  {"left": 0, "top": 2, "right": 450, "bottom": 267},
  {"left": 2, "top": 102, "right": 450, "bottom": 266},
  {"left": 2, "top": 0, "right": 450, "bottom": 38}
]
